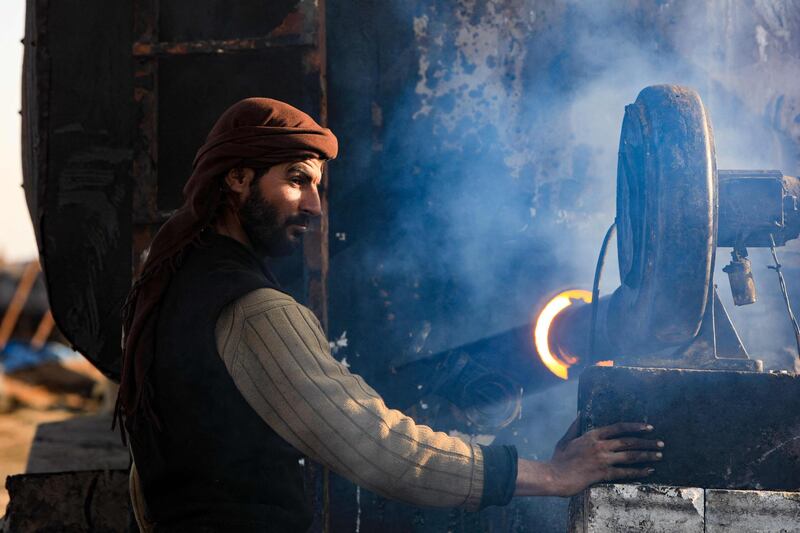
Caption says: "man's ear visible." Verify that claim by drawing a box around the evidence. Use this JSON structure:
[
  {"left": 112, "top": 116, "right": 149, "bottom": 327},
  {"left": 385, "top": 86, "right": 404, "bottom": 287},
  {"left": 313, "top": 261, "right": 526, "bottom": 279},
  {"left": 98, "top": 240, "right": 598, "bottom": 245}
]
[{"left": 224, "top": 167, "right": 256, "bottom": 197}]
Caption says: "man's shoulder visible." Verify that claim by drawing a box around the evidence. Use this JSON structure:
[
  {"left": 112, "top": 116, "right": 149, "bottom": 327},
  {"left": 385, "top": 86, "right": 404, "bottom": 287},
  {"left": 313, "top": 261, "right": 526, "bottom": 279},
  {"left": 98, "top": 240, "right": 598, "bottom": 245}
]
[
  {"left": 215, "top": 288, "right": 314, "bottom": 356},
  {"left": 233, "top": 288, "right": 300, "bottom": 318}
]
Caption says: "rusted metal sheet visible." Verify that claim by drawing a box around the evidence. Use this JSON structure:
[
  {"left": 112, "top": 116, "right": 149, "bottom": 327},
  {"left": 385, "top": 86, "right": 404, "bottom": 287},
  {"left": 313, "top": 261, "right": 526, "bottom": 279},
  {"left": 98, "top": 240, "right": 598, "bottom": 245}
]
[
  {"left": 22, "top": 0, "right": 135, "bottom": 380},
  {"left": 156, "top": 0, "right": 317, "bottom": 43}
]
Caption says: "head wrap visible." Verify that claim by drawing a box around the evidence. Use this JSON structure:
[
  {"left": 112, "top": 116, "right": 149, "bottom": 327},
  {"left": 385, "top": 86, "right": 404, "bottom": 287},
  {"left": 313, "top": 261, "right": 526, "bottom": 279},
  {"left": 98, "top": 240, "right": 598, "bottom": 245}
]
[{"left": 114, "top": 98, "right": 338, "bottom": 433}]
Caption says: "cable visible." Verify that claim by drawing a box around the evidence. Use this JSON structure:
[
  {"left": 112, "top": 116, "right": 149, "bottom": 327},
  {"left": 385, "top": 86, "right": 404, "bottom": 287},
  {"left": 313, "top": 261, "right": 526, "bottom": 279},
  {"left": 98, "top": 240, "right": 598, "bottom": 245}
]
[
  {"left": 768, "top": 234, "right": 800, "bottom": 361},
  {"left": 589, "top": 222, "right": 617, "bottom": 361}
]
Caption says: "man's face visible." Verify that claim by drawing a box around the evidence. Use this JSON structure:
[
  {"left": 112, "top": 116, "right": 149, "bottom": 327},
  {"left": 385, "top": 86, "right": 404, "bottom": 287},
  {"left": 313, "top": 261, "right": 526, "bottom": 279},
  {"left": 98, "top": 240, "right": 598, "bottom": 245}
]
[{"left": 238, "top": 158, "right": 323, "bottom": 257}]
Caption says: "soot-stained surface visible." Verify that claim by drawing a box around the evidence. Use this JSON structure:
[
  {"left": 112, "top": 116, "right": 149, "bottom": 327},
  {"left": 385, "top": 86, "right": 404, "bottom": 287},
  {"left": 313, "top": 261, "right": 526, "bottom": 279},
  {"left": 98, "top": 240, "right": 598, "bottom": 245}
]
[{"left": 580, "top": 366, "right": 800, "bottom": 490}]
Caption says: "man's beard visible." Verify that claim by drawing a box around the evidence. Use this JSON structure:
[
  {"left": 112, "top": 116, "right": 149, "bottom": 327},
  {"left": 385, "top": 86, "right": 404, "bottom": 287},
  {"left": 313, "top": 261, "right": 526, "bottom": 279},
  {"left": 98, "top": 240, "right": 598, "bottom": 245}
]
[{"left": 239, "top": 185, "right": 308, "bottom": 257}]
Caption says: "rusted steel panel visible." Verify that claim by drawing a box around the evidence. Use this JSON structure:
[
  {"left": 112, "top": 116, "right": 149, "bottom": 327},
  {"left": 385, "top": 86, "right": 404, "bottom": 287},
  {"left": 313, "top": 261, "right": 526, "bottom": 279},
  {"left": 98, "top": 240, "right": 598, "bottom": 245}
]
[
  {"left": 133, "top": 34, "right": 315, "bottom": 57},
  {"left": 22, "top": 0, "right": 134, "bottom": 380},
  {"left": 157, "top": 0, "right": 313, "bottom": 43},
  {"left": 131, "top": 0, "right": 160, "bottom": 250}
]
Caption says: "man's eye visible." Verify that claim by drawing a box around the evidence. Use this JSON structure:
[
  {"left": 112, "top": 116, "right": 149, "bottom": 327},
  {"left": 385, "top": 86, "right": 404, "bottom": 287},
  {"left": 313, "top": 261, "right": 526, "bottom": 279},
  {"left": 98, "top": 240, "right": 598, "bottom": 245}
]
[{"left": 290, "top": 176, "right": 304, "bottom": 186}]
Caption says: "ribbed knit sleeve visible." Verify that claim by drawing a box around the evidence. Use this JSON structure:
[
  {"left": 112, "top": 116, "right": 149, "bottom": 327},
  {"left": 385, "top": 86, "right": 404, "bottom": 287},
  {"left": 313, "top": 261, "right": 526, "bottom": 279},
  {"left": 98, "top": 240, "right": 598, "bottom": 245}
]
[{"left": 215, "top": 288, "right": 486, "bottom": 510}]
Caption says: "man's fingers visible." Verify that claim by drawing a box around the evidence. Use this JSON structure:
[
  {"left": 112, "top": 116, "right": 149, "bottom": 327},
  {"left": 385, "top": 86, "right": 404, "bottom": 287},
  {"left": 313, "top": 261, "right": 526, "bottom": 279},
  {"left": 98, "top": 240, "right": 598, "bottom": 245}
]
[
  {"left": 593, "top": 422, "right": 653, "bottom": 439},
  {"left": 610, "top": 450, "right": 663, "bottom": 465},
  {"left": 607, "top": 437, "right": 664, "bottom": 452},
  {"left": 605, "top": 467, "right": 655, "bottom": 481}
]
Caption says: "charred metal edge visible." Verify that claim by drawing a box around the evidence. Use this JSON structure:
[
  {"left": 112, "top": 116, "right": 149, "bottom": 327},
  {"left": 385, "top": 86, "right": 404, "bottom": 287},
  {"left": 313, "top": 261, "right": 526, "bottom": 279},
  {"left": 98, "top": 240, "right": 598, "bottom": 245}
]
[
  {"left": 28, "top": 0, "right": 52, "bottom": 313},
  {"left": 131, "top": 0, "right": 318, "bottom": 57},
  {"left": 133, "top": 34, "right": 315, "bottom": 57},
  {"left": 302, "top": 3, "right": 330, "bottom": 531},
  {"left": 131, "top": 0, "right": 159, "bottom": 277},
  {"left": 24, "top": 0, "right": 51, "bottom": 254}
]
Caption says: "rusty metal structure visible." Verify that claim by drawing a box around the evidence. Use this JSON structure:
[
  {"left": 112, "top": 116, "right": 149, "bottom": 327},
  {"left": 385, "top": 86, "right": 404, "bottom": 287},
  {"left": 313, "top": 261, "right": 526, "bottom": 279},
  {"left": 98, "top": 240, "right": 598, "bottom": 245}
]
[
  {"left": 18, "top": 0, "right": 800, "bottom": 531},
  {"left": 23, "top": 0, "right": 328, "bottom": 380}
]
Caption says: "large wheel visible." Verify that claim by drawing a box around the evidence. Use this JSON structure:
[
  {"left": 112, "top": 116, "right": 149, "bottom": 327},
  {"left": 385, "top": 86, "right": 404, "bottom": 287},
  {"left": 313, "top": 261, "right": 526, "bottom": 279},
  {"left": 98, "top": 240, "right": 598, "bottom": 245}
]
[{"left": 609, "top": 85, "right": 717, "bottom": 356}]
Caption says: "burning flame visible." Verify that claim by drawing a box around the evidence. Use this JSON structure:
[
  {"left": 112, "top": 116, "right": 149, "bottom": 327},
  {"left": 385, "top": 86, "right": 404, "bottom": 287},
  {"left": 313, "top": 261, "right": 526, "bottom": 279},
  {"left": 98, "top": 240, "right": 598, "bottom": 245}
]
[{"left": 534, "top": 289, "right": 592, "bottom": 380}]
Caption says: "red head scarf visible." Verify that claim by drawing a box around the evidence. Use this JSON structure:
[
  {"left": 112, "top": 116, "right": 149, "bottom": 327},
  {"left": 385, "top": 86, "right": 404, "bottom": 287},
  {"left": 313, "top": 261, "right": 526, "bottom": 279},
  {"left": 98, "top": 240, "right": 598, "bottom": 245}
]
[{"left": 114, "top": 98, "right": 338, "bottom": 432}]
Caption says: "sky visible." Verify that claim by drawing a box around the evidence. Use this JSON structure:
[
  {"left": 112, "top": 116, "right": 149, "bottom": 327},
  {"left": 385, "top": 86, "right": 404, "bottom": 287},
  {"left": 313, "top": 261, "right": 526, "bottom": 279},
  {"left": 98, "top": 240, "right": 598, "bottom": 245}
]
[{"left": 0, "top": 1, "right": 37, "bottom": 263}]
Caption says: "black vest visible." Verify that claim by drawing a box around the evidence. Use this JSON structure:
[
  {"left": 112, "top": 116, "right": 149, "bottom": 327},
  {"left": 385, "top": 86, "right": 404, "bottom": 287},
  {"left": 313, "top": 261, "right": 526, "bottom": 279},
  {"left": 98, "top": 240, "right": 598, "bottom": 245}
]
[{"left": 128, "top": 233, "right": 312, "bottom": 532}]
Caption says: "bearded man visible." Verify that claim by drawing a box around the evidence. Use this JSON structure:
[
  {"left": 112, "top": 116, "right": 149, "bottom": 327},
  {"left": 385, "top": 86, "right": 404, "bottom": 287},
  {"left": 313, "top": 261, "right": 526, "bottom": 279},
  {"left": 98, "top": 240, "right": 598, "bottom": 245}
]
[{"left": 115, "top": 98, "right": 663, "bottom": 532}]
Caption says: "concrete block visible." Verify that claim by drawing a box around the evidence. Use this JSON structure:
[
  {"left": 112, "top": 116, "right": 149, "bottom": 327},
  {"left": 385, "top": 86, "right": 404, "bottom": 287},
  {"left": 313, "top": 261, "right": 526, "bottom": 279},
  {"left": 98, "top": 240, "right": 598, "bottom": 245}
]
[
  {"left": 568, "top": 484, "right": 800, "bottom": 532},
  {"left": 569, "top": 484, "right": 704, "bottom": 533},
  {"left": 578, "top": 366, "right": 800, "bottom": 490},
  {"left": 705, "top": 488, "right": 800, "bottom": 532}
]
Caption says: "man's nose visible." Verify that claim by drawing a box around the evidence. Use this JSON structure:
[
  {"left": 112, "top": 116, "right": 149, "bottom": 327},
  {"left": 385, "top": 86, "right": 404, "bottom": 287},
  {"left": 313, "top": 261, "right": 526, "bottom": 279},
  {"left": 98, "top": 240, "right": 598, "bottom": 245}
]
[{"left": 299, "top": 186, "right": 322, "bottom": 217}]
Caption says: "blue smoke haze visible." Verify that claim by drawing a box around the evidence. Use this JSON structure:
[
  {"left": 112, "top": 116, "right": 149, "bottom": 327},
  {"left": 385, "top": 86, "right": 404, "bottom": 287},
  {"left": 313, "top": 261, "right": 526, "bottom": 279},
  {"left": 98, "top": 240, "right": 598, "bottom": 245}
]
[{"left": 333, "top": 1, "right": 799, "bottom": 363}]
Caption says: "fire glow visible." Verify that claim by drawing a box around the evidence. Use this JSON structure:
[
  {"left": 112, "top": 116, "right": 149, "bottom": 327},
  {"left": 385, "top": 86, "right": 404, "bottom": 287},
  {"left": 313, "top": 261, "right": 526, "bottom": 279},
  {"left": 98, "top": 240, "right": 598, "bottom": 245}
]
[{"left": 533, "top": 289, "right": 592, "bottom": 380}]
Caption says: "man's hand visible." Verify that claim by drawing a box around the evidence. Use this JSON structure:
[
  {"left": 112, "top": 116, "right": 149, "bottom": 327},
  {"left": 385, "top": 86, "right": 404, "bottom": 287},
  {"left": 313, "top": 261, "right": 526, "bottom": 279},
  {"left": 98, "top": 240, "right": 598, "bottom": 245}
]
[{"left": 515, "top": 418, "right": 663, "bottom": 498}]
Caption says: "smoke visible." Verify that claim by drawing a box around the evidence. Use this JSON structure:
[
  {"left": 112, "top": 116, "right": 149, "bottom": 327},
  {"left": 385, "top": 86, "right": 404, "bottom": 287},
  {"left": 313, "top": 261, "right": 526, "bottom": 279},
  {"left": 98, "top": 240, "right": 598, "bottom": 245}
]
[{"left": 337, "top": 0, "right": 800, "bottom": 366}]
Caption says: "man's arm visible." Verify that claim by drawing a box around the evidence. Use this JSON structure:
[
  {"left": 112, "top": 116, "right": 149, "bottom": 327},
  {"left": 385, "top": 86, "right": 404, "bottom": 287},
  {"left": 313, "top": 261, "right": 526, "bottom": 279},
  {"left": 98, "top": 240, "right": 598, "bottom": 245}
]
[
  {"left": 216, "top": 288, "right": 494, "bottom": 510},
  {"left": 216, "top": 288, "right": 662, "bottom": 509}
]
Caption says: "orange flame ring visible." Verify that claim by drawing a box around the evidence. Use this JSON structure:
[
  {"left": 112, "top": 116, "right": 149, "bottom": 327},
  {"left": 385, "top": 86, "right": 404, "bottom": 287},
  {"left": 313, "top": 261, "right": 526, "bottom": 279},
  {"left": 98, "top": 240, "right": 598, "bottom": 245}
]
[{"left": 533, "top": 289, "right": 592, "bottom": 380}]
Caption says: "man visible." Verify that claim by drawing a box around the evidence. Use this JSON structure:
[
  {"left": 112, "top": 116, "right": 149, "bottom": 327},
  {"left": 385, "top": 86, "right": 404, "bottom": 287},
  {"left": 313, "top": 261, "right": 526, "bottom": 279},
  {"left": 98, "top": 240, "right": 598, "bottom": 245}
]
[{"left": 116, "top": 98, "right": 663, "bottom": 532}]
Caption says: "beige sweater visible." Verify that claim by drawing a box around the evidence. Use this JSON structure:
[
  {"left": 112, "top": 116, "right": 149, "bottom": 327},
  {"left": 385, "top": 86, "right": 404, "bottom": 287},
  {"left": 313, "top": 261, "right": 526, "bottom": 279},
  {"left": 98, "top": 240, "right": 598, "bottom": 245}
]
[{"left": 214, "top": 288, "right": 485, "bottom": 510}]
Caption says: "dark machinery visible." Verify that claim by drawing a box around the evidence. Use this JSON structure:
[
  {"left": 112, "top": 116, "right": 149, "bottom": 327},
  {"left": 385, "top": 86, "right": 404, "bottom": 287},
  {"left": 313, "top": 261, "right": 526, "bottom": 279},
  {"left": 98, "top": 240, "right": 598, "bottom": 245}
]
[
  {"left": 414, "top": 85, "right": 800, "bottom": 432},
  {"left": 560, "top": 85, "right": 800, "bottom": 371}
]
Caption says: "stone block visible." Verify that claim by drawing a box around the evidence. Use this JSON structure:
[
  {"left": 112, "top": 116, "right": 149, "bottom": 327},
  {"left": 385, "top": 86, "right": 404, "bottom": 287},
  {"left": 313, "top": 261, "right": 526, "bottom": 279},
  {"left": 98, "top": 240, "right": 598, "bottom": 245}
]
[
  {"left": 578, "top": 366, "right": 800, "bottom": 490},
  {"left": 705, "top": 488, "right": 800, "bottom": 532},
  {"left": 569, "top": 484, "right": 704, "bottom": 533},
  {"left": 568, "top": 484, "right": 800, "bottom": 533}
]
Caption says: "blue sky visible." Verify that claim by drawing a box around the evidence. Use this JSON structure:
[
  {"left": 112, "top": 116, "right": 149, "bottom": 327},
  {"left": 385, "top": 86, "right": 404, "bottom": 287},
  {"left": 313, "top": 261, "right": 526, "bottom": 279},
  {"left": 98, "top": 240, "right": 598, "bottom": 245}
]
[{"left": 0, "top": 1, "right": 36, "bottom": 262}]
